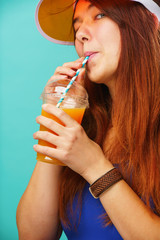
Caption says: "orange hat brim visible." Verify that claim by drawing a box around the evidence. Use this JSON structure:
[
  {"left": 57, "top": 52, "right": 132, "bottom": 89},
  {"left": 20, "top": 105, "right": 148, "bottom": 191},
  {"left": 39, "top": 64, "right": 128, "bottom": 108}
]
[{"left": 35, "top": 0, "right": 75, "bottom": 45}]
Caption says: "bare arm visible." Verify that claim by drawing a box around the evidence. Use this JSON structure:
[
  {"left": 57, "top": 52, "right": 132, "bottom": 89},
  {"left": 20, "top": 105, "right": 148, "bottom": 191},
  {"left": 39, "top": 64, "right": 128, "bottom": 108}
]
[
  {"left": 16, "top": 161, "right": 64, "bottom": 240},
  {"left": 100, "top": 179, "right": 160, "bottom": 240},
  {"left": 33, "top": 103, "right": 160, "bottom": 240},
  {"left": 84, "top": 163, "right": 160, "bottom": 240},
  {"left": 16, "top": 58, "right": 86, "bottom": 239}
]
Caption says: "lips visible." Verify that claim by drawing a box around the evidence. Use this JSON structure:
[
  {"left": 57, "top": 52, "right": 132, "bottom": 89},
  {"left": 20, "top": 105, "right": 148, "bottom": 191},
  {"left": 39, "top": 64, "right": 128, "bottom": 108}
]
[
  {"left": 84, "top": 51, "right": 97, "bottom": 57},
  {"left": 84, "top": 51, "right": 98, "bottom": 62}
]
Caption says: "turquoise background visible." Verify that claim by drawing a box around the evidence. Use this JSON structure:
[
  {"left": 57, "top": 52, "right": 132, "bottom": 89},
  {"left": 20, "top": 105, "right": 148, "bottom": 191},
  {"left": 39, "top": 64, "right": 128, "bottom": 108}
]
[{"left": 0, "top": 0, "right": 78, "bottom": 239}]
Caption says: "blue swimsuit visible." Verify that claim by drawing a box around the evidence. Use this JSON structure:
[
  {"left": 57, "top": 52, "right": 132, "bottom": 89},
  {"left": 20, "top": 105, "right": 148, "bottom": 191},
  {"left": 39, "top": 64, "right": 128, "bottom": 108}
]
[{"left": 61, "top": 183, "right": 123, "bottom": 239}]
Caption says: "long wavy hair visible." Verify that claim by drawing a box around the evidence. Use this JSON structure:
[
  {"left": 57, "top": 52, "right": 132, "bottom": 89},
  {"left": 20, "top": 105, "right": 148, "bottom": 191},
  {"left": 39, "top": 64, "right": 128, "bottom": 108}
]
[{"left": 59, "top": 0, "right": 160, "bottom": 228}]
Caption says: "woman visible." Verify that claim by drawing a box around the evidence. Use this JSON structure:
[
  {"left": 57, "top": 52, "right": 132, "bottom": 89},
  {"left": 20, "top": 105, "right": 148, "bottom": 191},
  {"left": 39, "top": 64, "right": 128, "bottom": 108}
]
[{"left": 16, "top": 0, "right": 160, "bottom": 239}]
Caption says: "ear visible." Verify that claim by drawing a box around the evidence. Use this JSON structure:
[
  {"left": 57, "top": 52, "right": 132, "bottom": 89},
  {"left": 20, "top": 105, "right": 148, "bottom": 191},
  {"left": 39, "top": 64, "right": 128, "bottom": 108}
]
[{"left": 152, "top": 13, "right": 159, "bottom": 29}]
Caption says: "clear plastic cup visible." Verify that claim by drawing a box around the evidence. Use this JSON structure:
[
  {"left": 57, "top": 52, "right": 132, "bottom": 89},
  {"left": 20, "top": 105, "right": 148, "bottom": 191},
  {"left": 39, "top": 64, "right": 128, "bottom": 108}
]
[{"left": 36, "top": 79, "right": 89, "bottom": 165}]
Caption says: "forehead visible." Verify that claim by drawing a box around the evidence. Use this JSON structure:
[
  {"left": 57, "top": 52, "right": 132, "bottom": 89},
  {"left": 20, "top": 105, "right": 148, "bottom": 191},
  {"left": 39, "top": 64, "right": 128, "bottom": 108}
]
[
  {"left": 75, "top": 0, "right": 91, "bottom": 7},
  {"left": 74, "top": 0, "right": 96, "bottom": 16}
]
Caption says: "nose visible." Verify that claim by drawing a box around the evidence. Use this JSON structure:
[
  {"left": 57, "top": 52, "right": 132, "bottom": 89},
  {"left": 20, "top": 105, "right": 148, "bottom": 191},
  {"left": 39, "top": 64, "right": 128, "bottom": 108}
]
[{"left": 75, "top": 21, "right": 91, "bottom": 43}]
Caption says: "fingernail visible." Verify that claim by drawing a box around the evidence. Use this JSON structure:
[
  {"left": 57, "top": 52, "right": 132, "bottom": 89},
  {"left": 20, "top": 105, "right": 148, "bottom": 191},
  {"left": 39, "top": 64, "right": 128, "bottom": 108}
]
[{"left": 77, "top": 57, "right": 84, "bottom": 62}]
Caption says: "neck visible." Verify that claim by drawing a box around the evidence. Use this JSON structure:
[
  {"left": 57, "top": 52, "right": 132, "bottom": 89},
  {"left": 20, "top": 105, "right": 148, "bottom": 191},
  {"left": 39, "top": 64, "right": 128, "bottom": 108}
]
[{"left": 105, "top": 79, "right": 115, "bottom": 102}]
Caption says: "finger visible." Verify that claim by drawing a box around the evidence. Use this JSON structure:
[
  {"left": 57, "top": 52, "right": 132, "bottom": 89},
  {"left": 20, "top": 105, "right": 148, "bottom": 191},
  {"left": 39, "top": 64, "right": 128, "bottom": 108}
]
[
  {"left": 48, "top": 74, "right": 68, "bottom": 84},
  {"left": 55, "top": 66, "right": 76, "bottom": 77},
  {"left": 42, "top": 104, "right": 77, "bottom": 128},
  {"left": 47, "top": 57, "right": 85, "bottom": 85},
  {"left": 63, "top": 57, "right": 85, "bottom": 69},
  {"left": 36, "top": 115, "right": 64, "bottom": 136},
  {"left": 33, "top": 144, "right": 65, "bottom": 161},
  {"left": 76, "top": 56, "right": 85, "bottom": 63},
  {"left": 45, "top": 76, "right": 68, "bottom": 89},
  {"left": 33, "top": 130, "right": 60, "bottom": 146}
]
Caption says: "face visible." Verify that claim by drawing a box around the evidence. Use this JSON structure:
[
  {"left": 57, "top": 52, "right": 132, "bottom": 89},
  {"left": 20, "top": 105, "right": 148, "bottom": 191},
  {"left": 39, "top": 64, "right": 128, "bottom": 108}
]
[{"left": 73, "top": 0, "right": 121, "bottom": 89}]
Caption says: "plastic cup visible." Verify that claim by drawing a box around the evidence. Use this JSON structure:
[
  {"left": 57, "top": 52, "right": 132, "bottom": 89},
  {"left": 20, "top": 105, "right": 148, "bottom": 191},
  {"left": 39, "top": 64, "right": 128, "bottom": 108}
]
[{"left": 36, "top": 79, "right": 89, "bottom": 165}]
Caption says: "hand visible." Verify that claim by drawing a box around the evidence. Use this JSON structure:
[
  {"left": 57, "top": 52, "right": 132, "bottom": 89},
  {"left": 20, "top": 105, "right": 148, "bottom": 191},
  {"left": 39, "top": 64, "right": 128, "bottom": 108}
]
[
  {"left": 47, "top": 57, "right": 86, "bottom": 86},
  {"left": 33, "top": 104, "right": 111, "bottom": 182}
]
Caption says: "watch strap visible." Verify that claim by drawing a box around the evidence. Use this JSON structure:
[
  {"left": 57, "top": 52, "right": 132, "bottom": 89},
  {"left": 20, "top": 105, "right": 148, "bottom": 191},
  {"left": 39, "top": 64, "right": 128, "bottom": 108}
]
[{"left": 89, "top": 167, "right": 123, "bottom": 199}]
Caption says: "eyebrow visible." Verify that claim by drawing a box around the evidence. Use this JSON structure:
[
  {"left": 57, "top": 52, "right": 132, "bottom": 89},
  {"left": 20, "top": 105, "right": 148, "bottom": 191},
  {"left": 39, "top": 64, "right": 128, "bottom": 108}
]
[{"left": 73, "top": 3, "right": 95, "bottom": 26}]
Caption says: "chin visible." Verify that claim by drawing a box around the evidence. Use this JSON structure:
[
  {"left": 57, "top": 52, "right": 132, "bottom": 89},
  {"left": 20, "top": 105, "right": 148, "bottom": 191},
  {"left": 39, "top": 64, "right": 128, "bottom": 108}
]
[
  {"left": 88, "top": 76, "right": 104, "bottom": 84},
  {"left": 87, "top": 71, "right": 105, "bottom": 84}
]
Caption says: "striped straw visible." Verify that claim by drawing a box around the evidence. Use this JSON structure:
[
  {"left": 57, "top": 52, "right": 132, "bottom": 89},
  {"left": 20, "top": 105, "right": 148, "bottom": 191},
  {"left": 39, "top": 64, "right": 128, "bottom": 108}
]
[{"left": 56, "top": 56, "right": 89, "bottom": 108}]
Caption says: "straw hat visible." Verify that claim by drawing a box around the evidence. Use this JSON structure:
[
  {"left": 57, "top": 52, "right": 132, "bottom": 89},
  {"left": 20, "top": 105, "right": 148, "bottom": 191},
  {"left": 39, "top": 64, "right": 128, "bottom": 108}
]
[{"left": 35, "top": 0, "right": 160, "bottom": 45}]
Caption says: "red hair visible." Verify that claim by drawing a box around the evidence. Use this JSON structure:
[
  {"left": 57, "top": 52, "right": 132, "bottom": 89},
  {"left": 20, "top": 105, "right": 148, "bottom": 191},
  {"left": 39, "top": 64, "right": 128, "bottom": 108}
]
[{"left": 59, "top": 0, "right": 160, "bottom": 228}]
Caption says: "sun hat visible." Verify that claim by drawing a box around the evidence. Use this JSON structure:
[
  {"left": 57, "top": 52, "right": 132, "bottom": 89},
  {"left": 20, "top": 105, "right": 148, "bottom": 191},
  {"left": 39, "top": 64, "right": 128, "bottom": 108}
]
[{"left": 35, "top": 0, "right": 160, "bottom": 45}]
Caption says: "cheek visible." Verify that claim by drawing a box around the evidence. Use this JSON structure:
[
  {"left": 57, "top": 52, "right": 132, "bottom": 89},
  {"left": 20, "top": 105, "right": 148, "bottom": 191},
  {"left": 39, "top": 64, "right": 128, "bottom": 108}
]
[
  {"left": 98, "top": 27, "right": 121, "bottom": 65},
  {"left": 96, "top": 21, "right": 121, "bottom": 50}
]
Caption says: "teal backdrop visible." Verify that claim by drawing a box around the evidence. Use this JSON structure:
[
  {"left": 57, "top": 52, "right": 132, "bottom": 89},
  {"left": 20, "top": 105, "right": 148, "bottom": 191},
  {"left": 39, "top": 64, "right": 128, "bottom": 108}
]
[{"left": 0, "top": 0, "right": 78, "bottom": 239}]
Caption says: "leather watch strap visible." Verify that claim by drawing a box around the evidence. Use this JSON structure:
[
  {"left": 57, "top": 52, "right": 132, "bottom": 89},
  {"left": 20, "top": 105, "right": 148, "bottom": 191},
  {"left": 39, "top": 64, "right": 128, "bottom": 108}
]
[{"left": 89, "top": 168, "right": 123, "bottom": 199}]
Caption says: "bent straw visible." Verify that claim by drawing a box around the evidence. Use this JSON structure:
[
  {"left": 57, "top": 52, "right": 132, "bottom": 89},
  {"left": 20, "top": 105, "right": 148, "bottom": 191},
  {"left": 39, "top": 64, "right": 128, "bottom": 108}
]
[{"left": 56, "top": 56, "right": 89, "bottom": 108}]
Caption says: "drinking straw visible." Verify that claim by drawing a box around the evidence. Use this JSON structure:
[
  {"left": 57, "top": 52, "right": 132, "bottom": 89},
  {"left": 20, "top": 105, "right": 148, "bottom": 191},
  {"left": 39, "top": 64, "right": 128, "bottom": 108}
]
[{"left": 56, "top": 56, "right": 89, "bottom": 108}]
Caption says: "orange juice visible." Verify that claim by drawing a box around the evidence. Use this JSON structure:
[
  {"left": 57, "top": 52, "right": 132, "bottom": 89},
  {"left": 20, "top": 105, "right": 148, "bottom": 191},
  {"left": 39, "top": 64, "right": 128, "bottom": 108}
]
[{"left": 37, "top": 108, "right": 86, "bottom": 165}]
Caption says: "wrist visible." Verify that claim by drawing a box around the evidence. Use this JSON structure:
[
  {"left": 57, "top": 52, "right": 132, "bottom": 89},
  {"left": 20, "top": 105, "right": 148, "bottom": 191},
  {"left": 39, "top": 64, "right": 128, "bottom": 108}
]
[{"left": 82, "top": 157, "right": 114, "bottom": 185}]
